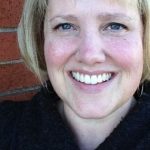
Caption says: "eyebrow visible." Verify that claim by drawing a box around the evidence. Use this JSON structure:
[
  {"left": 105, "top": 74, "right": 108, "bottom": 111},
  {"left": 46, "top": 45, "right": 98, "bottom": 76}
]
[
  {"left": 48, "top": 13, "right": 134, "bottom": 22},
  {"left": 48, "top": 15, "right": 78, "bottom": 22},
  {"left": 97, "top": 13, "right": 134, "bottom": 21}
]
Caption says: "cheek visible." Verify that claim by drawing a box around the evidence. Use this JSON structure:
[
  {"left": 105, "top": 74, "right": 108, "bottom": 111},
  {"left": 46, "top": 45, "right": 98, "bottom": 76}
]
[
  {"left": 106, "top": 38, "right": 143, "bottom": 70},
  {"left": 44, "top": 38, "right": 77, "bottom": 66}
]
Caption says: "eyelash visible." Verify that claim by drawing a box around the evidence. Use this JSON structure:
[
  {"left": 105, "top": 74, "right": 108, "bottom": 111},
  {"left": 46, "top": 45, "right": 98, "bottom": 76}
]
[
  {"left": 104, "top": 22, "right": 127, "bottom": 31},
  {"left": 53, "top": 23, "right": 77, "bottom": 31},
  {"left": 53, "top": 22, "right": 128, "bottom": 34}
]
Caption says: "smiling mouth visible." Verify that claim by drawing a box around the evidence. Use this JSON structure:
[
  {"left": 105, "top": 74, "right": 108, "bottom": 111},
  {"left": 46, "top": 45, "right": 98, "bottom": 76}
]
[{"left": 71, "top": 71, "right": 113, "bottom": 85}]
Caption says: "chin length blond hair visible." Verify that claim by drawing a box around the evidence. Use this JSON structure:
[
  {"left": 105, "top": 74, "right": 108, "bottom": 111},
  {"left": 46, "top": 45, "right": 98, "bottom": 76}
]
[{"left": 18, "top": 0, "right": 150, "bottom": 83}]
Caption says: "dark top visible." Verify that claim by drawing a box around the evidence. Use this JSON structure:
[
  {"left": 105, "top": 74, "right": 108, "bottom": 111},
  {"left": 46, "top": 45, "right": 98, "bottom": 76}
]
[{"left": 0, "top": 85, "right": 150, "bottom": 150}]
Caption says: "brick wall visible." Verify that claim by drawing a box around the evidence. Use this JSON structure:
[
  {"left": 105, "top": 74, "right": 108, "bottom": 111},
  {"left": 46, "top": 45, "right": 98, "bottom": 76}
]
[{"left": 0, "top": 0, "right": 41, "bottom": 101}]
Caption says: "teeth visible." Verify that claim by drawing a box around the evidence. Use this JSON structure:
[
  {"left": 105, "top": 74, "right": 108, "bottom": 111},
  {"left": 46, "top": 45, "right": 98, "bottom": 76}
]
[
  {"left": 91, "top": 75, "right": 97, "bottom": 84},
  {"left": 76, "top": 72, "right": 80, "bottom": 81},
  {"left": 80, "top": 74, "right": 84, "bottom": 83},
  {"left": 84, "top": 75, "right": 91, "bottom": 84},
  {"left": 72, "top": 72, "right": 112, "bottom": 85}
]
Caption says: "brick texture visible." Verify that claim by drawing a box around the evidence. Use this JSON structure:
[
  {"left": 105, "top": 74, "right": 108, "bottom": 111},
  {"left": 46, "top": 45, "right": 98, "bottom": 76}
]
[
  {"left": 0, "top": 0, "right": 40, "bottom": 101},
  {"left": 0, "top": 0, "right": 24, "bottom": 27},
  {"left": 1, "top": 92, "right": 38, "bottom": 102},
  {"left": 0, "top": 64, "right": 39, "bottom": 92},
  {"left": 0, "top": 32, "right": 21, "bottom": 61}
]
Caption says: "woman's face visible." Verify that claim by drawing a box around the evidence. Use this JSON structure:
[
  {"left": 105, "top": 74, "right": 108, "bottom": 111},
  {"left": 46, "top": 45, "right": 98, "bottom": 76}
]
[{"left": 44, "top": 0, "right": 143, "bottom": 119}]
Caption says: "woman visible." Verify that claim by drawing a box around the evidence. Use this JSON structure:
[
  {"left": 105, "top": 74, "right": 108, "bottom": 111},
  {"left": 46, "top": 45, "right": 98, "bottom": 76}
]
[{"left": 0, "top": 0, "right": 150, "bottom": 149}]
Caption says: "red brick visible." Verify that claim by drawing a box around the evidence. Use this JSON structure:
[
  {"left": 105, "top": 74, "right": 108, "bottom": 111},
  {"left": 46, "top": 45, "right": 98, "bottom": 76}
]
[
  {"left": 0, "top": 0, "right": 24, "bottom": 27},
  {"left": 0, "top": 92, "right": 37, "bottom": 101},
  {"left": 0, "top": 32, "right": 21, "bottom": 61},
  {"left": 0, "top": 63, "right": 40, "bottom": 92}
]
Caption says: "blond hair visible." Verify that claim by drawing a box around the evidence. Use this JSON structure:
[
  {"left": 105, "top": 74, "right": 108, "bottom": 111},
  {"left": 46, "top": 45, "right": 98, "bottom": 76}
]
[{"left": 18, "top": 0, "right": 150, "bottom": 83}]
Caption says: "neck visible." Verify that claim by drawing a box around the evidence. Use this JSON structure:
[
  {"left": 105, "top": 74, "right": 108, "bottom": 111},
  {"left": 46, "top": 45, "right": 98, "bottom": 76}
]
[{"left": 61, "top": 98, "right": 136, "bottom": 150}]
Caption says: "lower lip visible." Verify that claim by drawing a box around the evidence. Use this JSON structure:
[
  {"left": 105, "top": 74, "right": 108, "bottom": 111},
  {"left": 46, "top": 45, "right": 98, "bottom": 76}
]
[{"left": 69, "top": 73, "right": 116, "bottom": 94}]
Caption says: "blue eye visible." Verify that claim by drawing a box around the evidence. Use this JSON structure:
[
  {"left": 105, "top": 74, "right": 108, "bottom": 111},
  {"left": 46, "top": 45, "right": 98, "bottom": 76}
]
[
  {"left": 54, "top": 23, "right": 76, "bottom": 31},
  {"left": 105, "top": 22, "right": 127, "bottom": 31}
]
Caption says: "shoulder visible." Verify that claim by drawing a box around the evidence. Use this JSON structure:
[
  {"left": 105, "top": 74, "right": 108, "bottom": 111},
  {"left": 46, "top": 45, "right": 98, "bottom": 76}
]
[
  {"left": 0, "top": 90, "right": 48, "bottom": 149},
  {"left": 136, "top": 92, "right": 150, "bottom": 149},
  {"left": 0, "top": 100, "right": 28, "bottom": 149},
  {"left": 0, "top": 92, "right": 41, "bottom": 120},
  {"left": 0, "top": 88, "right": 51, "bottom": 124},
  {"left": 0, "top": 87, "right": 58, "bottom": 128},
  {"left": 0, "top": 88, "right": 76, "bottom": 150},
  {"left": 0, "top": 100, "right": 29, "bottom": 129}
]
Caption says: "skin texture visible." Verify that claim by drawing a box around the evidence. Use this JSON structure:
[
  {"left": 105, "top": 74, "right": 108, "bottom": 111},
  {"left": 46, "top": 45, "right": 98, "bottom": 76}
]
[
  {"left": 44, "top": 0, "right": 143, "bottom": 118},
  {"left": 44, "top": 1, "right": 143, "bottom": 149}
]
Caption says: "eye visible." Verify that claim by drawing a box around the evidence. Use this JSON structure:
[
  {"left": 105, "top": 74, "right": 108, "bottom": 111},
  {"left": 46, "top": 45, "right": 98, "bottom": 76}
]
[
  {"left": 54, "top": 23, "right": 77, "bottom": 32},
  {"left": 104, "top": 22, "right": 127, "bottom": 32}
]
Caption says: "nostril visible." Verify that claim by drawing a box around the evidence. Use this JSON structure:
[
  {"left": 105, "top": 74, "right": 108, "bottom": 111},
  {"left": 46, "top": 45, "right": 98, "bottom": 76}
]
[
  {"left": 75, "top": 47, "right": 106, "bottom": 65},
  {"left": 75, "top": 35, "right": 106, "bottom": 65}
]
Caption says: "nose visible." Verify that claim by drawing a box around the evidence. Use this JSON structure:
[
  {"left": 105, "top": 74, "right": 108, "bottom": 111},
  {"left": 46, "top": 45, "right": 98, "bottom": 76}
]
[{"left": 75, "top": 31, "right": 106, "bottom": 66}]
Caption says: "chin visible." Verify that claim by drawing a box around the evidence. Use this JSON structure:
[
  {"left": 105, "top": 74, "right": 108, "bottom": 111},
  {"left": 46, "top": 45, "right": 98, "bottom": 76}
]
[{"left": 71, "top": 101, "right": 116, "bottom": 119}]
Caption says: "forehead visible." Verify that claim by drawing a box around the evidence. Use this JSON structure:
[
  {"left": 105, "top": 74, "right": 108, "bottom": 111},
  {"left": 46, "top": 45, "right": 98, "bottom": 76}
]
[
  {"left": 47, "top": 0, "right": 139, "bottom": 14},
  {"left": 47, "top": 0, "right": 138, "bottom": 7},
  {"left": 107, "top": 0, "right": 138, "bottom": 5}
]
